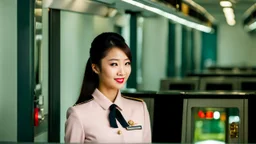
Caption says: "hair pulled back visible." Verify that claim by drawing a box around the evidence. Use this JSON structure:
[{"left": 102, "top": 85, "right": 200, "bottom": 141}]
[{"left": 75, "top": 32, "right": 132, "bottom": 105}]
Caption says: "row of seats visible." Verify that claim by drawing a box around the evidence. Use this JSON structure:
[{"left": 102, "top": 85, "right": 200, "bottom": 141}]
[
  {"left": 206, "top": 66, "right": 256, "bottom": 72},
  {"left": 160, "top": 77, "right": 256, "bottom": 91}
]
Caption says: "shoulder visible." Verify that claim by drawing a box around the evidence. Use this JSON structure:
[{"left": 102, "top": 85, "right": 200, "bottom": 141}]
[
  {"left": 121, "top": 95, "right": 144, "bottom": 103},
  {"left": 73, "top": 97, "right": 94, "bottom": 107},
  {"left": 121, "top": 95, "right": 149, "bottom": 116},
  {"left": 66, "top": 97, "right": 94, "bottom": 118},
  {"left": 73, "top": 95, "right": 94, "bottom": 107},
  {"left": 121, "top": 95, "right": 146, "bottom": 110}
]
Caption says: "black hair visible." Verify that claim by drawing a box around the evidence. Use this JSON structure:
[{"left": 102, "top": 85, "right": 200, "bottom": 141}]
[{"left": 75, "top": 32, "right": 132, "bottom": 105}]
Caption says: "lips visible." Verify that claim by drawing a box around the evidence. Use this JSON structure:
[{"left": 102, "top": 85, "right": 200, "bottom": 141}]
[{"left": 114, "top": 78, "right": 124, "bottom": 83}]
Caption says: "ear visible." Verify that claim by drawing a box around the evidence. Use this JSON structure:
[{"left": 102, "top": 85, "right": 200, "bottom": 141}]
[{"left": 91, "top": 64, "right": 100, "bottom": 74}]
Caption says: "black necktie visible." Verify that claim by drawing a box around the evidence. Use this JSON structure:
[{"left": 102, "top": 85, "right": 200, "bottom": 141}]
[{"left": 109, "top": 104, "right": 129, "bottom": 128}]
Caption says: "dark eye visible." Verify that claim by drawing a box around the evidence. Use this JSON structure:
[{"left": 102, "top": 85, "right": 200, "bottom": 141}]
[
  {"left": 125, "top": 62, "right": 131, "bottom": 65},
  {"left": 110, "top": 63, "right": 118, "bottom": 66}
]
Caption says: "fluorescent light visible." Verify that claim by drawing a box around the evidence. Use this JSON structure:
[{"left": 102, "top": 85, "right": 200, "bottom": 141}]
[
  {"left": 108, "top": 9, "right": 118, "bottom": 17},
  {"left": 227, "top": 19, "right": 236, "bottom": 26},
  {"left": 220, "top": 1, "right": 232, "bottom": 7},
  {"left": 223, "top": 7, "right": 235, "bottom": 26},
  {"left": 223, "top": 7, "right": 233, "bottom": 13},
  {"left": 224, "top": 12, "right": 235, "bottom": 19},
  {"left": 121, "top": 0, "right": 213, "bottom": 33},
  {"left": 249, "top": 21, "right": 256, "bottom": 30},
  {"left": 244, "top": 21, "right": 256, "bottom": 32}
]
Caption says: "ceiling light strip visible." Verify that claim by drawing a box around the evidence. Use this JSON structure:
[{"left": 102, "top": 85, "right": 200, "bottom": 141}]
[
  {"left": 183, "top": 0, "right": 216, "bottom": 23},
  {"left": 243, "top": 3, "right": 256, "bottom": 19},
  {"left": 121, "top": 0, "right": 213, "bottom": 33},
  {"left": 220, "top": 1, "right": 232, "bottom": 7},
  {"left": 249, "top": 21, "right": 256, "bottom": 30}
]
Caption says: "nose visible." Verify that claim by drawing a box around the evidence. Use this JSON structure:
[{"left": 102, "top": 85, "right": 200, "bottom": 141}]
[{"left": 117, "top": 65, "right": 125, "bottom": 76}]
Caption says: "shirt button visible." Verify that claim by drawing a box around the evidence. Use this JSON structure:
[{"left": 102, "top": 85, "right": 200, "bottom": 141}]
[
  {"left": 128, "top": 120, "right": 134, "bottom": 126},
  {"left": 117, "top": 130, "right": 122, "bottom": 135}
]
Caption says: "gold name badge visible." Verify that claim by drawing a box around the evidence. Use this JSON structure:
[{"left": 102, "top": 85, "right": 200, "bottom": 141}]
[{"left": 126, "top": 125, "right": 142, "bottom": 131}]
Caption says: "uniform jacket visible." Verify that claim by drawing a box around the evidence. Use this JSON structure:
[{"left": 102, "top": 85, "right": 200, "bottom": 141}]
[{"left": 64, "top": 88, "right": 152, "bottom": 143}]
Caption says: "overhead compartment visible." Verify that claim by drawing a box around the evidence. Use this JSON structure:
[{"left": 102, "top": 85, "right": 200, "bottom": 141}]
[
  {"left": 243, "top": 3, "right": 256, "bottom": 33},
  {"left": 43, "top": 0, "right": 216, "bottom": 33},
  {"left": 43, "top": 0, "right": 120, "bottom": 17},
  {"left": 115, "top": 0, "right": 216, "bottom": 33}
]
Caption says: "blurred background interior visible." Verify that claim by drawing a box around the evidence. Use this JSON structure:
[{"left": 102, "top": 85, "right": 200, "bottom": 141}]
[{"left": 1, "top": 0, "right": 256, "bottom": 143}]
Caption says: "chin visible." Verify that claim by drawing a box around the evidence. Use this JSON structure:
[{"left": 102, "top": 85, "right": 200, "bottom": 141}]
[
  {"left": 116, "top": 85, "right": 125, "bottom": 90},
  {"left": 107, "top": 84, "right": 124, "bottom": 90},
  {"left": 114, "top": 84, "right": 125, "bottom": 90}
]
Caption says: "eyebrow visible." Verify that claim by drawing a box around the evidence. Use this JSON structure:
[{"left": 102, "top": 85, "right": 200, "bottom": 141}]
[{"left": 108, "top": 58, "right": 130, "bottom": 61}]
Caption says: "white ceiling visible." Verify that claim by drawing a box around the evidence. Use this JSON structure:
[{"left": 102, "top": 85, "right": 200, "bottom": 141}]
[{"left": 192, "top": 0, "right": 256, "bottom": 24}]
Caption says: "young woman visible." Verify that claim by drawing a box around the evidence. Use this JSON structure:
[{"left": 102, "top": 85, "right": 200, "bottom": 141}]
[{"left": 64, "top": 32, "right": 151, "bottom": 143}]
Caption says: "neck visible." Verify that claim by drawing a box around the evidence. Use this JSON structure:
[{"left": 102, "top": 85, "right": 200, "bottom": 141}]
[{"left": 98, "top": 86, "right": 119, "bottom": 102}]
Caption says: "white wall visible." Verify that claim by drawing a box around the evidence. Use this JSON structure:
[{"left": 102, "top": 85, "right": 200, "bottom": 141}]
[
  {"left": 217, "top": 22, "right": 256, "bottom": 66},
  {"left": 119, "top": 14, "right": 130, "bottom": 46},
  {"left": 93, "top": 16, "right": 114, "bottom": 37},
  {"left": 194, "top": 29, "right": 202, "bottom": 71},
  {"left": 34, "top": 132, "right": 47, "bottom": 142},
  {"left": 175, "top": 24, "right": 182, "bottom": 77},
  {"left": 42, "top": 8, "right": 49, "bottom": 116},
  {"left": 60, "top": 11, "right": 116, "bottom": 142},
  {"left": 0, "top": 0, "right": 17, "bottom": 142},
  {"left": 136, "top": 17, "right": 144, "bottom": 90},
  {"left": 60, "top": 11, "right": 94, "bottom": 142},
  {"left": 141, "top": 16, "right": 168, "bottom": 91}
]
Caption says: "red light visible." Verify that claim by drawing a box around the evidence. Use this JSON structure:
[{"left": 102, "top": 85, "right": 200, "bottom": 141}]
[
  {"left": 34, "top": 107, "right": 39, "bottom": 126},
  {"left": 205, "top": 111, "right": 213, "bottom": 119},
  {"left": 198, "top": 110, "right": 205, "bottom": 118}
]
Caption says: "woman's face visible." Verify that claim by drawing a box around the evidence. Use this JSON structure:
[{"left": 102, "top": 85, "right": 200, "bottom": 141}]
[{"left": 97, "top": 47, "right": 131, "bottom": 90}]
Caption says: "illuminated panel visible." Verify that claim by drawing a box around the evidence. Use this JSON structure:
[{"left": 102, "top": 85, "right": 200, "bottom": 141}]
[{"left": 192, "top": 107, "right": 239, "bottom": 143}]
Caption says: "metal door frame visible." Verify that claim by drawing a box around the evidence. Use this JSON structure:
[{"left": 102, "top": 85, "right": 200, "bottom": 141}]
[
  {"left": 48, "top": 8, "right": 61, "bottom": 142},
  {"left": 17, "top": 0, "right": 35, "bottom": 142}
]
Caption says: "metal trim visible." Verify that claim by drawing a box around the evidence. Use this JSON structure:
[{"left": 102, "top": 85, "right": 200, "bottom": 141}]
[
  {"left": 244, "top": 99, "right": 248, "bottom": 143},
  {"left": 186, "top": 99, "right": 245, "bottom": 143},
  {"left": 160, "top": 77, "right": 200, "bottom": 91},
  {"left": 181, "top": 99, "right": 188, "bottom": 143},
  {"left": 48, "top": 9, "right": 61, "bottom": 142},
  {"left": 134, "top": 0, "right": 213, "bottom": 28},
  {"left": 243, "top": 3, "right": 256, "bottom": 20},
  {"left": 17, "top": 0, "right": 34, "bottom": 142},
  {"left": 199, "top": 77, "right": 239, "bottom": 91},
  {"left": 182, "top": 0, "right": 216, "bottom": 23},
  {"left": 43, "top": 0, "right": 116, "bottom": 17}
]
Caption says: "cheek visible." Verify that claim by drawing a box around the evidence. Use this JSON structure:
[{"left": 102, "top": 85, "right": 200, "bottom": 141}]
[
  {"left": 126, "top": 67, "right": 131, "bottom": 76},
  {"left": 103, "top": 68, "right": 116, "bottom": 78}
]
